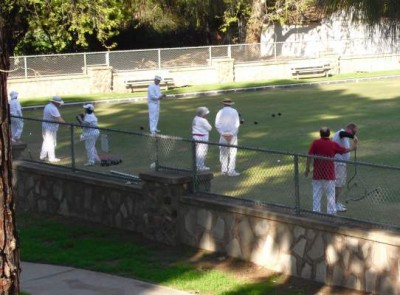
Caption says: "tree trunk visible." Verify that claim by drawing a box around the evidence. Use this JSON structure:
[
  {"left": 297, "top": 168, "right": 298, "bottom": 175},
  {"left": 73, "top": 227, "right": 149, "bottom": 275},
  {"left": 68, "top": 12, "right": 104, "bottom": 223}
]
[
  {"left": 0, "top": 26, "right": 20, "bottom": 295},
  {"left": 245, "top": 0, "right": 266, "bottom": 43}
]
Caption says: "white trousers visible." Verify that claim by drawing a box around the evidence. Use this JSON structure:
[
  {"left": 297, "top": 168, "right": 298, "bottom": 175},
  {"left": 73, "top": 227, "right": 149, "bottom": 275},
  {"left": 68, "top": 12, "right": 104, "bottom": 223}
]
[
  {"left": 219, "top": 135, "right": 238, "bottom": 173},
  {"left": 11, "top": 117, "right": 24, "bottom": 140},
  {"left": 193, "top": 135, "right": 209, "bottom": 169},
  {"left": 40, "top": 129, "right": 57, "bottom": 160},
  {"left": 84, "top": 135, "right": 100, "bottom": 164},
  {"left": 148, "top": 103, "right": 160, "bottom": 133},
  {"left": 312, "top": 180, "right": 336, "bottom": 215}
]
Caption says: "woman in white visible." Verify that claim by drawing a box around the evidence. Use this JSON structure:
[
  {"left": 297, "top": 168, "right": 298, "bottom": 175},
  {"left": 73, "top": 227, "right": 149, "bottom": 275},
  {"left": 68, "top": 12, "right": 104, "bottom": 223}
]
[
  {"left": 192, "top": 106, "right": 212, "bottom": 171},
  {"left": 79, "top": 104, "right": 100, "bottom": 166},
  {"left": 9, "top": 90, "right": 24, "bottom": 142}
]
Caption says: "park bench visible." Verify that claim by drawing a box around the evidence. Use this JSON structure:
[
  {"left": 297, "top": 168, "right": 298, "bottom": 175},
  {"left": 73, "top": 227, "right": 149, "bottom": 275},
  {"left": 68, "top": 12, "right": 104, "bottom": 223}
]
[
  {"left": 290, "top": 62, "right": 332, "bottom": 79},
  {"left": 124, "top": 77, "right": 175, "bottom": 92}
]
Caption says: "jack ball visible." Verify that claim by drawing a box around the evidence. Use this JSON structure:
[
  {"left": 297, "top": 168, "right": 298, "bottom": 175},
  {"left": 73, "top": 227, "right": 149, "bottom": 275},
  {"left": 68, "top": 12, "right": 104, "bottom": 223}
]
[
  {"left": 254, "top": 121, "right": 258, "bottom": 125},
  {"left": 278, "top": 112, "right": 282, "bottom": 116},
  {"left": 272, "top": 114, "right": 276, "bottom": 117},
  {"left": 240, "top": 120, "right": 245, "bottom": 124},
  {"left": 140, "top": 126, "right": 144, "bottom": 130}
]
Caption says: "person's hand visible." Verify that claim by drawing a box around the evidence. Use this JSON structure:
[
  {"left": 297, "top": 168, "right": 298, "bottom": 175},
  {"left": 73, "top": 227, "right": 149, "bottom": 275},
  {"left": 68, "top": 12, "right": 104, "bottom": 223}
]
[
  {"left": 353, "top": 136, "right": 358, "bottom": 144},
  {"left": 222, "top": 134, "right": 233, "bottom": 142}
]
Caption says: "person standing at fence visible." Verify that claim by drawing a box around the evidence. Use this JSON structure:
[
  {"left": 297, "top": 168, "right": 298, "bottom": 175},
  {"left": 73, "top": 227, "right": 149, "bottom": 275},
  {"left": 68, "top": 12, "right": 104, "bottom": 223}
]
[
  {"left": 305, "top": 127, "right": 357, "bottom": 215},
  {"left": 9, "top": 90, "right": 24, "bottom": 142},
  {"left": 333, "top": 123, "right": 359, "bottom": 212},
  {"left": 76, "top": 104, "right": 100, "bottom": 166},
  {"left": 192, "top": 106, "right": 212, "bottom": 171},
  {"left": 40, "top": 96, "right": 65, "bottom": 163},
  {"left": 147, "top": 75, "right": 166, "bottom": 134},
  {"left": 215, "top": 98, "right": 241, "bottom": 177}
]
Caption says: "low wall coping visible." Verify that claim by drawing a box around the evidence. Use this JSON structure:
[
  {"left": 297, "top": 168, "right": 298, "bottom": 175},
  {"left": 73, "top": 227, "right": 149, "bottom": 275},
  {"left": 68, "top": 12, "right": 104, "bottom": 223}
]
[
  {"left": 182, "top": 194, "right": 400, "bottom": 246},
  {"left": 139, "top": 170, "right": 194, "bottom": 184}
]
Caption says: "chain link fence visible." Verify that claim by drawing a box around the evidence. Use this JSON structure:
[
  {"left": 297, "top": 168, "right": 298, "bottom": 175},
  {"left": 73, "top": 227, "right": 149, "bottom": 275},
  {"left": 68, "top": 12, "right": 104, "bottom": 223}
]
[
  {"left": 9, "top": 38, "right": 398, "bottom": 79},
  {"left": 15, "top": 116, "right": 400, "bottom": 230}
]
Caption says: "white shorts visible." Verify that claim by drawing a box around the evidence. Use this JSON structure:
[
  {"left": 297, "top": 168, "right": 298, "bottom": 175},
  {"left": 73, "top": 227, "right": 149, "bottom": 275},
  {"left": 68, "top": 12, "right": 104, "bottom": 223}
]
[{"left": 335, "top": 163, "right": 347, "bottom": 187}]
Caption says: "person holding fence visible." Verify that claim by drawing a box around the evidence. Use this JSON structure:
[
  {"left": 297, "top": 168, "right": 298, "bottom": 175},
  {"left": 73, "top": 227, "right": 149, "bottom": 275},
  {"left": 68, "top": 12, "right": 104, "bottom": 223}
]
[
  {"left": 9, "top": 90, "right": 24, "bottom": 142},
  {"left": 147, "top": 75, "right": 166, "bottom": 134},
  {"left": 76, "top": 104, "right": 100, "bottom": 166},
  {"left": 305, "top": 127, "right": 357, "bottom": 215},
  {"left": 192, "top": 106, "right": 212, "bottom": 171},
  {"left": 215, "top": 98, "right": 241, "bottom": 177},
  {"left": 332, "top": 123, "right": 359, "bottom": 212},
  {"left": 40, "top": 96, "right": 65, "bottom": 162}
]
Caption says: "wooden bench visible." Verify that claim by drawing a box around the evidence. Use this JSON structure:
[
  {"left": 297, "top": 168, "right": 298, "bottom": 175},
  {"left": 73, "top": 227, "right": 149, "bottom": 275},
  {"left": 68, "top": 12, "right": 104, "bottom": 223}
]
[
  {"left": 124, "top": 77, "right": 175, "bottom": 92},
  {"left": 291, "top": 62, "right": 331, "bottom": 80}
]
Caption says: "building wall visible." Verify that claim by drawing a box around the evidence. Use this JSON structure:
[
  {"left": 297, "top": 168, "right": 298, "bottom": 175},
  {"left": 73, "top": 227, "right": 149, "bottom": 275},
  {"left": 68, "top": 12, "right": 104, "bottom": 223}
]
[{"left": 13, "top": 161, "right": 400, "bottom": 294}]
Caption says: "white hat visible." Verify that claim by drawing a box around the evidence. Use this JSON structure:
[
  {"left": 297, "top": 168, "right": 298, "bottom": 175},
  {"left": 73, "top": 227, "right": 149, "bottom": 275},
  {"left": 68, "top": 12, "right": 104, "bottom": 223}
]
[
  {"left": 222, "top": 98, "right": 234, "bottom": 105},
  {"left": 154, "top": 75, "right": 162, "bottom": 81},
  {"left": 9, "top": 90, "right": 18, "bottom": 100},
  {"left": 83, "top": 103, "right": 95, "bottom": 111},
  {"left": 51, "top": 96, "right": 64, "bottom": 105},
  {"left": 196, "top": 106, "right": 210, "bottom": 117}
]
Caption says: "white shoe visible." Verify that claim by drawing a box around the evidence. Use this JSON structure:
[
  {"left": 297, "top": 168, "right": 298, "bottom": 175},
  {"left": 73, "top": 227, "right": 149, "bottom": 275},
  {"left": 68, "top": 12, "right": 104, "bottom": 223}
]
[
  {"left": 48, "top": 158, "right": 61, "bottom": 163},
  {"left": 227, "top": 171, "right": 240, "bottom": 177},
  {"left": 198, "top": 166, "right": 210, "bottom": 171},
  {"left": 155, "top": 129, "right": 161, "bottom": 133},
  {"left": 40, "top": 157, "right": 47, "bottom": 161},
  {"left": 336, "top": 202, "right": 347, "bottom": 212}
]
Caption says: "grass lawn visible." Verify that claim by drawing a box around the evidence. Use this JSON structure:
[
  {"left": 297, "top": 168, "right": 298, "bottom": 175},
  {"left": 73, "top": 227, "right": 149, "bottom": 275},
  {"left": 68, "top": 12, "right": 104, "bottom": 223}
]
[
  {"left": 18, "top": 213, "right": 366, "bottom": 295},
  {"left": 18, "top": 75, "right": 400, "bottom": 227}
]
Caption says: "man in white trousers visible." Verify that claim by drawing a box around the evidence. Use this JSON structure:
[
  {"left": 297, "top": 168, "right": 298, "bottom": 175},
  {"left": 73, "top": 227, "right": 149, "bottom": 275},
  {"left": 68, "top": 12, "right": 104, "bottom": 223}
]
[
  {"left": 147, "top": 75, "right": 166, "bottom": 134},
  {"left": 215, "top": 98, "right": 241, "bottom": 176},
  {"left": 192, "top": 106, "right": 212, "bottom": 171},
  {"left": 40, "top": 96, "right": 65, "bottom": 162},
  {"left": 9, "top": 90, "right": 24, "bottom": 142}
]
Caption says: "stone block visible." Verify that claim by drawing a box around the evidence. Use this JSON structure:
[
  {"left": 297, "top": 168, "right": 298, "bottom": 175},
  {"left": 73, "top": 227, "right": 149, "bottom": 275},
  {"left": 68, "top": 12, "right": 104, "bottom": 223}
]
[
  {"left": 226, "top": 238, "right": 242, "bottom": 259},
  {"left": 212, "top": 217, "right": 225, "bottom": 241},
  {"left": 308, "top": 234, "right": 324, "bottom": 260},
  {"left": 316, "top": 261, "right": 327, "bottom": 282},
  {"left": 293, "top": 238, "right": 307, "bottom": 257},
  {"left": 197, "top": 209, "right": 213, "bottom": 230},
  {"left": 199, "top": 231, "right": 216, "bottom": 252}
]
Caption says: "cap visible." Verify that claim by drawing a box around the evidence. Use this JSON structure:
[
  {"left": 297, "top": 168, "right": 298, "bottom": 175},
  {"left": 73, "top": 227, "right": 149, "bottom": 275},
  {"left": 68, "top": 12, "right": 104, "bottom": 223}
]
[
  {"left": 83, "top": 103, "right": 95, "bottom": 111},
  {"left": 9, "top": 90, "right": 18, "bottom": 100},
  {"left": 154, "top": 75, "right": 162, "bottom": 81},
  {"left": 196, "top": 106, "right": 210, "bottom": 117},
  {"left": 51, "top": 96, "right": 64, "bottom": 105},
  {"left": 222, "top": 98, "right": 234, "bottom": 105}
]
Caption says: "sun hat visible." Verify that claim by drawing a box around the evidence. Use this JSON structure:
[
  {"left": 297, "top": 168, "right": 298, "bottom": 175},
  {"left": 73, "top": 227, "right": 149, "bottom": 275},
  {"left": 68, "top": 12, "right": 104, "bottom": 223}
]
[
  {"left": 222, "top": 98, "right": 234, "bottom": 105},
  {"left": 9, "top": 90, "right": 18, "bottom": 100},
  {"left": 154, "top": 75, "right": 162, "bottom": 81},
  {"left": 196, "top": 106, "right": 210, "bottom": 117},
  {"left": 83, "top": 103, "right": 95, "bottom": 111},
  {"left": 51, "top": 96, "right": 64, "bottom": 105}
]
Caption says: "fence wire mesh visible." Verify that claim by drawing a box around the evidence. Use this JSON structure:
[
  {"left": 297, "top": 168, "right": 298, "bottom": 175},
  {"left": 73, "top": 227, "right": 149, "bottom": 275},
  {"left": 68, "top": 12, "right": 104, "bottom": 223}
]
[
  {"left": 15, "top": 117, "right": 400, "bottom": 230},
  {"left": 8, "top": 39, "right": 397, "bottom": 79}
]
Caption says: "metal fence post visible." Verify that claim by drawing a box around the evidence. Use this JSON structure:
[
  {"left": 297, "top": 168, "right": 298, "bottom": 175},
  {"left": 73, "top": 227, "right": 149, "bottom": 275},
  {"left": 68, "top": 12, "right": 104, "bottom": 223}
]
[
  {"left": 155, "top": 136, "right": 160, "bottom": 171},
  {"left": 158, "top": 49, "right": 161, "bottom": 69},
  {"left": 191, "top": 140, "right": 198, "bottom": 193},
  {"left": 24, "top": 56, "right": 28, "bottom": 78},
  {"left": 70, "top": 124, "right": 76, "bottom": 171},
  {"left": 294, "top": 155, "right": 300, "bottom": 215},
  {"left": 83, "top": 52, "right": 87, "bottom": 75}
]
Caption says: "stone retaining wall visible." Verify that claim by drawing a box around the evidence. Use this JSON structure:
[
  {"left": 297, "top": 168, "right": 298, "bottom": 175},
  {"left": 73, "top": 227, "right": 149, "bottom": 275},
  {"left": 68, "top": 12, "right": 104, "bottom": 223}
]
[{"left": 13, "top": 161, "right": 400, "bottom": 294}]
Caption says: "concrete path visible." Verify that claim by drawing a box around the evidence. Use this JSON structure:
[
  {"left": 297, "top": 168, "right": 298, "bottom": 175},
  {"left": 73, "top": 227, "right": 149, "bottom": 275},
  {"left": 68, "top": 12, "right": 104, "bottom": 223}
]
[{"left": 21, "top": 262, "right": 191, "bottom": 295}]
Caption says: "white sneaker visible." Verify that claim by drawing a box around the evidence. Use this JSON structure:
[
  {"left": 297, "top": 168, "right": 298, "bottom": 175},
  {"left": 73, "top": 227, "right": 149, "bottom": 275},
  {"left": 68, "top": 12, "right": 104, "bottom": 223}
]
[
  {"left": 40, "top": 157, "right": 47, "bottom": 161},
  {"left": 198, "top": 166, "right": 210, "bottom": 171},
  {"left": 336, "top": 202, "right": 347, "bottom": 212},
  {"left": 155, "top": 129, "right": 161, "bottom": 133},
  {"left": 227, "top": 171, "right": 240, "bottom": 177},
  {"left": 48, "top": 158, "right": 61, "bottom": 163}
]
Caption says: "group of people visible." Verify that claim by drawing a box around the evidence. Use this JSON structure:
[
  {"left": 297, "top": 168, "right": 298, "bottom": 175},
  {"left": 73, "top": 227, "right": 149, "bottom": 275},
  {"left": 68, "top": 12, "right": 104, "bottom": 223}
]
[
  {"left": 8, "top": 91, "right": 100, "bottom": 166},
  {"left": 147, "top": 75, "right": 241, "bottom": 176},
  {"left": 305, "top": 123, "right": 359, "bottom": 215}
]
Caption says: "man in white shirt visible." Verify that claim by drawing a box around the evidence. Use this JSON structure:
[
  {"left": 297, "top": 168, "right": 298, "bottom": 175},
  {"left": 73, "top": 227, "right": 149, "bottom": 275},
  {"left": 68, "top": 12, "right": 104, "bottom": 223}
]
[
  {"left": 9, "top": 90, "right": 24, "bottom": 142},
  {"left": 215, "top": 98, "right": 240, "bottom": 176},
  {"left": 192, "top": 106, "right": 212, "bottom": 171},
  {"left": 40, "top": 96, "right": 65, "bottom": 162},
  {"left": 147, "top": 75, "right": 166, "bottom": 134},
  {"left": 333, "top": 122, "right": 359, "bottom": 212}
]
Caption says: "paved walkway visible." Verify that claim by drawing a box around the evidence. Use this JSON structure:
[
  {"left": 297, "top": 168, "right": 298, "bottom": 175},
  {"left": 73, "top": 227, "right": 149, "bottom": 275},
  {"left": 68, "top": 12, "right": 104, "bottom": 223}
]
[{"left": 21, "top": 262, "right": 191, "bottom": 295}]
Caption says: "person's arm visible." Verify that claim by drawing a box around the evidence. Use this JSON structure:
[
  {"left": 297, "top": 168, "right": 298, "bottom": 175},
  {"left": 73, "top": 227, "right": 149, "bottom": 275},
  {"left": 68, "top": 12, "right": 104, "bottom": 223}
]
[
  {"left": 53, "top": 116, "right": 65, "bottom": 123},
  {"left": 148, "top": 84, "right": 165, "bottom": 101}
]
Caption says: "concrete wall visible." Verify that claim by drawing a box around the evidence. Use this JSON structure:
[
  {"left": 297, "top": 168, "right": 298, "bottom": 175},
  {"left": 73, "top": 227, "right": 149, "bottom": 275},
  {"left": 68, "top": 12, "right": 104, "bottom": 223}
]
[{"left": 13, "top": 161, "right": 400, "bottom": 294}]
